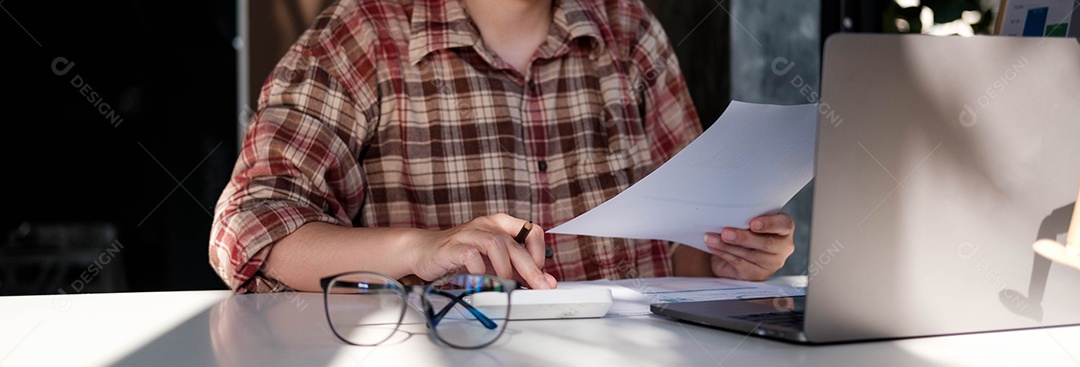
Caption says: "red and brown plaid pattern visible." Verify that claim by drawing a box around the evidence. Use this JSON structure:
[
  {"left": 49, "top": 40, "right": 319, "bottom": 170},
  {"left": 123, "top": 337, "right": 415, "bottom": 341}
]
[{"left": 211, "top": 0, "right": 702, "bottom": 293}]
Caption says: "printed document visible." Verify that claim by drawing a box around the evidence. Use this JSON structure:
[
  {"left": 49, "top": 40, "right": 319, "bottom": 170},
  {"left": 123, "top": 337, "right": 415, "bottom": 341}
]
[{"left": 548, "top": 101, "right": 817, "bottom": 252}]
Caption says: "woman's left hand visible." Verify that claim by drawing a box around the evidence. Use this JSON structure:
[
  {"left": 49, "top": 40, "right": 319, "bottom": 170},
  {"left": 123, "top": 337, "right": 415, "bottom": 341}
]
[{"left": 704, "top": 213, "right": 796, "bottom": 281}]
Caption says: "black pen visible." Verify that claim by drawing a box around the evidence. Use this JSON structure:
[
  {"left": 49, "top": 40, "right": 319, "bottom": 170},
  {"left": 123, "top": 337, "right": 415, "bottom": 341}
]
[{"left": 514, "top": 221, "right": 533, "bottom": 244}]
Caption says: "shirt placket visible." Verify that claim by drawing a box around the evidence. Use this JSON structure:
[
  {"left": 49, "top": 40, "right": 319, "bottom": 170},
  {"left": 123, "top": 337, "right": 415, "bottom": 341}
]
[{"left": 520, "top": 65, "right": 547, "bottom": 235}]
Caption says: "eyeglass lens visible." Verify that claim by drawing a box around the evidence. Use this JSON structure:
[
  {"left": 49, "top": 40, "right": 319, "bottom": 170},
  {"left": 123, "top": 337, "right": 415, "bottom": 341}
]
[
  {"left": 324, "top": 273, "right": 407, "bottom": 346},
  {"left": 424, "top": 274, "right": 511, "bottom": 349},
  {"left": 324, "top": 272, "right": 512, "bottom": 349}
]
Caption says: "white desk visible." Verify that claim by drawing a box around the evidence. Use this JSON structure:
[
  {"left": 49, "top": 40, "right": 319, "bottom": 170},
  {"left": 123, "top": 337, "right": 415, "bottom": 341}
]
[{"left": 2, "top": 282, "right": 1079, "bottom": 366}]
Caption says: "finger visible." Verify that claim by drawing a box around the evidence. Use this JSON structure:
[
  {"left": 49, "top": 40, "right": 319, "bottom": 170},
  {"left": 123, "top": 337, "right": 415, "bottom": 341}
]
[
  {"left": 488, "top": 214, "right": 546, "bottom": 268},
  {"left": 459, "top": 246, "right": 487, "bottom": 276},
  {"left": 749, "top": 213, "right": 794, "bottom": 236},
  {"left": 707, "top": 228, "right": 781, "bottom": 254},
  {"left": 452, "top": 215, "right": 518, "bottom": 279},
  {"left": 475, "top": 214, "right": 550, "bottom": 288},
  {"left": 486, "top": 214, "right": 530, "bottom": 244},
  {"left": 506, "top": 240, "right": 554, "bottom": 289},
  {"left": 524, "top": 224, "right": 546, "bottom": 267},
  {"left": 712, "top": 251, "right": 770, "bottom": 281},
  {"left": 461, "top": 230, "right": 514, "bottom": 280},
  {"left": 716, "top": 238, "right": 789, "bottom": 274},
  {"left": 510, "top": 271, "right": 559, "bottom": 290},
  {"left": 706, "top": 238, "right": 773, "bottom": 266},
  {"left": 706, "top": 229, "right": 791, "bottom": 277},
  {"left": 488, "top": 213, "right": 526, "bottom": 234},
  {"left": 543, "top": 273, "right": 558, "bottom": 289},
  {"left": 710, "top": 254, "right": 739, "bottom": 279}
]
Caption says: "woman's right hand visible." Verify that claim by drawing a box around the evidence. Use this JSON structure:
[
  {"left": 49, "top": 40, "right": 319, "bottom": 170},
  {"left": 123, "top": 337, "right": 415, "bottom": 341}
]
[{"left": 409, "top": 214, "right": 557, "bottom": 289}]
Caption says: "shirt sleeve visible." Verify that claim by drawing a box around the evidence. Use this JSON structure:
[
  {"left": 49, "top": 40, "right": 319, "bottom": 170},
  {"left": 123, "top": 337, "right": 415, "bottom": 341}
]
[
  {"left": 632, "top": 8, "right": 704, "bottom": 165},
  {"left": 209, "top": 39, "right": 375, "bottom": 293}
]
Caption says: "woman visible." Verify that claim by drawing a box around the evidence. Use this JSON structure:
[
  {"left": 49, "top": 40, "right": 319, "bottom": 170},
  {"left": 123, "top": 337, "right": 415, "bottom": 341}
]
[{"left": 210, "top": 0, "right": 795, "bottom": 293}]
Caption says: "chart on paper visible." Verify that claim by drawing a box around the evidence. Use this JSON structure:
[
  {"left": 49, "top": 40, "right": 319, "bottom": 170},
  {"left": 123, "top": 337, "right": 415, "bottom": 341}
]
[{"left": 998, "top": 0, "right": 1076, "bottom": 37}]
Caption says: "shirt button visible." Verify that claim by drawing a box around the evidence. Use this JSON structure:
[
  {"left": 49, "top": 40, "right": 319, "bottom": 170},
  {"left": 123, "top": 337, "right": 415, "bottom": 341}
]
[
  {"left": 538, "top": 160, "right": 548, "bottom": 172},
  {"left": 527, "top": 79, "right": 536, "bottom": 91},
  {"left": 545, "top": 247, "right": 554, "bottom": 259}
]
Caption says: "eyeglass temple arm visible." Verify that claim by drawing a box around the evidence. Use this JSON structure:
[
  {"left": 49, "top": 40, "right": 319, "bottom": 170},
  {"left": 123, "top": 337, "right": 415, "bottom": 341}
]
[
  {"left": 321, "top": 278, "right": 500, "bottom": 330},
  {"left": 428, "top": 282, "right": 525, "bottom": 328},
  {"left": 428, "top": 289, "right": 499, "bottom": 330},
  {"left": 321, "top": 279, "right": 398, "bottom": 291}
]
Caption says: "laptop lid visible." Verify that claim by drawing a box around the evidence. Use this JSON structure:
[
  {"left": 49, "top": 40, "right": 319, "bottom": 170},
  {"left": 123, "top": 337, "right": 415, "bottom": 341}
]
[{"left": 807, "top": 33, "right": 1080, "bottom": 343}]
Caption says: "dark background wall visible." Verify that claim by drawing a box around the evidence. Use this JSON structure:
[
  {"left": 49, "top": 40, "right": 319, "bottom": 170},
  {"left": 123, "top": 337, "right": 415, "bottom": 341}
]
[{"left": 3, "top": 1, "right": 237, "bottom": 293}]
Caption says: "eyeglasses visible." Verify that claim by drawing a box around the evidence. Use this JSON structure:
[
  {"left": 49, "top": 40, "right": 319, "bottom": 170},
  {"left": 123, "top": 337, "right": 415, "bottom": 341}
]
[{"left": 320, "top": 272, "right": 522, "bottom": 349}]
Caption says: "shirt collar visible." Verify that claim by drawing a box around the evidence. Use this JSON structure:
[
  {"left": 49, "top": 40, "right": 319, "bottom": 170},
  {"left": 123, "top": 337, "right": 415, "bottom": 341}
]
[{"left": 407, "top": 0, "right": 608, "bottom": 66}]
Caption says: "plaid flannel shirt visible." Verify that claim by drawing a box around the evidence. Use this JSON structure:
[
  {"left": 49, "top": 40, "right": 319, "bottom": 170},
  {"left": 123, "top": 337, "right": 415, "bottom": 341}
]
[{"left": 210, "top": 0, "right": 702, "bottom": 292}]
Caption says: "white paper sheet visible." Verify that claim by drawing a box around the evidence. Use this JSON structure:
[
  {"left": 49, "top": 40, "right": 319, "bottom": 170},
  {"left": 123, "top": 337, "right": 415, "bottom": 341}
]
[
  {"left": 558, "top": 277, "right": 806, "bottom": 317},
  {"left": 548, "top": 101, "right": 817, "bottom": 252}
]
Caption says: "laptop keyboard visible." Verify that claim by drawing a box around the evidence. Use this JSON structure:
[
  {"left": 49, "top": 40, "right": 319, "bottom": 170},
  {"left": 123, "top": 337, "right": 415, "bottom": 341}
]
[{"left": 732, "top": 311, "right": 805, "bottom": 330}]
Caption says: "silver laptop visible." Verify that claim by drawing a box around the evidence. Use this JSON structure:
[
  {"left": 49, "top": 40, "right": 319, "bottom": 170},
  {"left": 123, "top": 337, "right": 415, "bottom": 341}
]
[{"left": 651, "top": 33, "right": 1080, "bottom": 344}]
